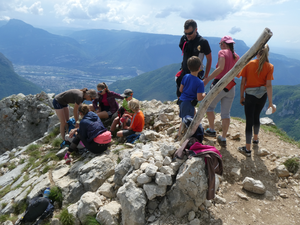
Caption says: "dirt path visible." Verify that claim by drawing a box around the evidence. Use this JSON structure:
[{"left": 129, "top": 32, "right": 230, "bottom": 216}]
[{"left": 203, "top": 117, "right": 300, "bottom": 225}]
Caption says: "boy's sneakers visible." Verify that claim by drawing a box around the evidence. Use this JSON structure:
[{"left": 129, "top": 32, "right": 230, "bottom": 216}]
[
  {"left": 204, "top": 128, "right": 216, "bottom": 137},
  {"left": 64, "top": 153, "right": 71, "bottom": 164},
  {"left": 60, "top": 140, "right": 71, "bottom": 149},
  {"left": 238, "top": 146, "right": 251, "bottom": 157},
  {"left": 252, "top": 139, "right": 259, "bottom": 144},
  {"left": 217, "top": 135, "right": 226, "bottom": 147}
]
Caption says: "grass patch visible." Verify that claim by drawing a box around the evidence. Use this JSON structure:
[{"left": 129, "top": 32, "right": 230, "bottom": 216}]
[
  {"left": 0, "top": 185, "right": 11, "bottom": 199},
  {"left": 59, "top": 208, "right": 75, "bottom": 225},
  {"left": 52, "top": 137, "right": 63, "bottom": 148},
  {"left": 44, "top": 127, "right": 60, "bottom": 144},
  {"left": 8, "top": 162, "right": 17, "bottom": 171},
  {"left": 0, "top": 215, "right": 9, "bottom": 223},
  {"left": 260, "top": 124, "right": 300, "bottom": 148},
  {"left": 41, "top": 152, "right": 59, "bottom": 163},
  {"left": 13, "top": 199, "right": 27, "bottom": 215},
  {"left": 42, "top": 165, "right": 52, "bottom": 174},
  {"left": 1, "top": 202, "right": 8, "bottom": 209},
  {"left": 49, "top": 186, "right": 63, "bottom": 208},
  {"left": 26, "top": 144, "right": 42, "bottom": 152},
  {"left": 283, "top": 157, "right": 300, "bottom": 174},
  {"left": 83, "top": 215, "right": 100, "bottom": 225}
]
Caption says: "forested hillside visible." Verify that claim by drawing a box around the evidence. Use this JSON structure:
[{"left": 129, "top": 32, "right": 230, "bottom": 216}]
[{"left": 0, "top": 52, "right": 42, "bottom": 99}]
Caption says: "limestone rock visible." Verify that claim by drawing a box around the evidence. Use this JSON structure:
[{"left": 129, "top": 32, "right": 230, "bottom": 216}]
[
  {"left": 77, "top": 192, "right": 103, "bottom": 223},
  {"left": 242, "top": 177, "right": 266, "bottom": 194},
  {"left": 96, "top": 201, "right": 121, "bottom": 225},
  {"left": 117, "top": 180, "right": 147, "bottom": 225},
  {"left": 276, "top": 165, "right": 290, "bottom": 177},
  {"left": 143, "top": 183, "right": 167, "bottom": 200}
]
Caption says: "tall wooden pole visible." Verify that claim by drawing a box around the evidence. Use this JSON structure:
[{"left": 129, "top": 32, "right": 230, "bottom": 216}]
[{"left": 180, "top": 28, "right": 273, "bottom": 144}]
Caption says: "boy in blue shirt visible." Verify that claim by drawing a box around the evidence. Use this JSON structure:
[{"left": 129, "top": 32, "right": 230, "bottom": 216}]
[{"left": 178, "top": 56, "right": 206, "bottom": 136}]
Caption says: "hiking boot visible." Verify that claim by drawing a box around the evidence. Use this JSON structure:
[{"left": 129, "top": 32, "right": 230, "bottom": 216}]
[
  {"left": 204, "top": 128, "right": 216, "bottom": 137},
  {"left": 238, "top": 146, "right": 251, "bottom": 157},
  {"left": 217, "top": 135, "right": 226, "bottom": 147},
  {"left": 252, "top": 139, "right": 259, "bottom": 144},
  {"left": 60, "top": 140, "right": 71, "bottom": 149}
]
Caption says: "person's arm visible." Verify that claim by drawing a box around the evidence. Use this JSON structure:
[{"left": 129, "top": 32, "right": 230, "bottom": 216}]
[
  {"left": 179, "top": 84, "right": 184, "bottom": 93},
  {"left": 203, "top": 57, "right": 225, "bottom": 86},
  {"left": 197, "top": 92, "right": 206, "bottom": 101},
  {"left": 266, "top": 80, "right": 276, "bottom": 113},
  {"left": 73, "top": 103, "right": 79, "bottom": 122},
  {"left": 240, "top": 76, "right": 246, "bottom": 105},
  {"left": 204, "top": 53, "right": 212, "bottom": 79}
]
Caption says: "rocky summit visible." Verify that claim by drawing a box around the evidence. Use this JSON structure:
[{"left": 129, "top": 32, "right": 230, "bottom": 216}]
[{"left": 1, "top": 92, "right": 300, "bottom": 225}]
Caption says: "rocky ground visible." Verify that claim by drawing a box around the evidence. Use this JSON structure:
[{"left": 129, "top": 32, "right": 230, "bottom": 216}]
[{"left": 1, "top": 97, "right": 300, "bottom": 225}]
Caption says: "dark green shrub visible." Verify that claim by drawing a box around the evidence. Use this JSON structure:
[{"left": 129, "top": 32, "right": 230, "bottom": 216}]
[
  {"left": 283, "top": 157, "right": 300, "bottom": 174},
  {"left": 59, "top": 208, "right": 74, "bottom": 225},
  {"left": 83, "top": 215, "right": 100, "bottom": 225},
  {"left": 49, "top": 186, "right": 63, "bottom": 208}
]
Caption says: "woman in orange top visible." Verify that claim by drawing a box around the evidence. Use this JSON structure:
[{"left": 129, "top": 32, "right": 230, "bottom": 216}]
[{"left": 238, "top": 44, "right": 276, "bottom": 157}]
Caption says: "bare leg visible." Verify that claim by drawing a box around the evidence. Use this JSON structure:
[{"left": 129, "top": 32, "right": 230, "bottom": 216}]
[
  {"left": 221, "top": 118, "right": 230, "bottom": 139},
  {"left": 55, "top": 109, "right": 67, "bottom": 140},
  {"left": 97, "top": 111, "right": 109, "bottom": 119},
  {"left": 206, "top": 111, "right": 215, "bottom": 130},
  {"left": 110, "top": 117, "right": 120, "bottom": 132},
  {"left": 117, "top": 131, "right": 123, "bottom": 137}
]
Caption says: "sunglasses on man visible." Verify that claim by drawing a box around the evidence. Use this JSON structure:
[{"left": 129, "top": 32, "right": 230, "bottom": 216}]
[{"left": 184, "top": 29, "right": 195, "bottom": 36}]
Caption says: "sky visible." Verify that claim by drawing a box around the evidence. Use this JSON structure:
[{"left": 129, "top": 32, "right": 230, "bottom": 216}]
[{"left": 1, "top": 0, "right": 300, "bottom": 59}]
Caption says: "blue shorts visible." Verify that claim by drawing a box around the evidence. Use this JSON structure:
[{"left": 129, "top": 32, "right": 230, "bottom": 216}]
[
  {"left": 101, "top": 105, "right": 113, "bottom": 118},
  {"left": 179, "top": 100, "right": 194, "bottom": 119},
  {"left": 53, "top": 99, "right": 68, "bottom": 109}
]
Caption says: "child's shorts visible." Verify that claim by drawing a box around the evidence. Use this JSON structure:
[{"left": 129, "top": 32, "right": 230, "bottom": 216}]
[
  {"left": 122, "top": 130, "right": 136, "bottom": 137},
  {"left": 179, "top": 100, "right": 194, "bottom": 119}
]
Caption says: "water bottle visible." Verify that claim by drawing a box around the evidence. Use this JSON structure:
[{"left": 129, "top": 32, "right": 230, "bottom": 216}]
[
  {"left": 266, "top": 104, "right": 276, "bottom": 115},
  {"left": 43, "top": 187, "right": 50, "bottom": 198}
]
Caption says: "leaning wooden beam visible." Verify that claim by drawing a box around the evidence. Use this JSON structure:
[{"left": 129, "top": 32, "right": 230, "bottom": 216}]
[{"left": 180, "top": 28, "right": 273, "bottom": 144}]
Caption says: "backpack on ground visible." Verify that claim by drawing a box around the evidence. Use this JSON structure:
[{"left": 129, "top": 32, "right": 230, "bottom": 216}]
[{"left": 182, "top": 115, "right": 204, "bottom": 143}]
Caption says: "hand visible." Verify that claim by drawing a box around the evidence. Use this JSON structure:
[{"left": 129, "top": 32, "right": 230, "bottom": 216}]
[
  {"left": 69, "top": 128, "right": 77, "bottom": 138},
  {"left": 269, "top": 104, "right": 276, "bottom": 113},
  {"left": 240, "top": 97, "right": 245, "bottom": 106}
]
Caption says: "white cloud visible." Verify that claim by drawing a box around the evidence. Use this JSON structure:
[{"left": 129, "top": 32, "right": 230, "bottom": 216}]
[
  {"left": 229, "top": 26, "right": 242, "bottom": 34},
  {"left": 29, "top": 2, "right": 43, "bottom": 15},
  {"left": 3, "top": 1, "right": 43, "bottom": 15}
]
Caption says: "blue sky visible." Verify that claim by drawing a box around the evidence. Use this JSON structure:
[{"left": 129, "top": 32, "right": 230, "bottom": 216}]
[{"left": 1, "top": 0, "right": 300, "bottom": 59}]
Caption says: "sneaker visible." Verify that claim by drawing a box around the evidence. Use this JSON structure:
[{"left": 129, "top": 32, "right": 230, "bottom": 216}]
[
  {"left": 204, "top": 128, "right": 216, "bottom": 137},
  {"left": 64, "top": 153, "right": 71, "bottom": 164},
  {"left": 238, "top": 146, "right": 251, "bottom": 157},
  {"left": 217, "top": 135, "right": 226, "bottom": 147},
  {"left": 60, "top": 140, "right": 71, "bottom": 149},
  {"left": 252, "top": 139, "right": 259, "bottom": 144}
]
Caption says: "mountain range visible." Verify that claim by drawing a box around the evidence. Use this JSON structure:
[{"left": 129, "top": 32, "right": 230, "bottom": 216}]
[
  {"left": 1, "top": 19, "right": 300, "bottom": 85},
  {"left": 0, "top": 52, "right": 42, "bottom": 99}
]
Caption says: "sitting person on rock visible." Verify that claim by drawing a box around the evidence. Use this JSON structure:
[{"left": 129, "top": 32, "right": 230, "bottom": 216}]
[
  {"left": 53, "top": 88, "right": 97, "bottom": 148},
  {"left": 110, "top": 89, "right": 136, "bottom": 135},
  {"left": 64, "top": 104, "right": 111, "bottom": 164},
  {"left": 90, "top": 82, "right": 124, "bottom": 120},
  {"left": 116, "top": 99, "right": 144, "bottom": 138}
]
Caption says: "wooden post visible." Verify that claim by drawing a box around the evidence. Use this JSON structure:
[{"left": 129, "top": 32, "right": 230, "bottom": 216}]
[{"left": 180, "top": 28, "right": 273, "bottom": 144}]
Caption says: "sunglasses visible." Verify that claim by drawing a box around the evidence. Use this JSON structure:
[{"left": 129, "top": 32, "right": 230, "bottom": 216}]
[
  {"left": 184, "top": 29, "right": 195, "bottom": 36},
  {"left": 98, "top": 90, "right": 104, "bottom": 93}
]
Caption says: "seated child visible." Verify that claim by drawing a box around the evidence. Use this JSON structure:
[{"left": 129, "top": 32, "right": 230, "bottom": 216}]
[
  {"left": 110, "top": 89, "right": 135, "bottom": 133},
  {"left": 178, "top": 56, "right": 206, "bottom": 136},
  {"left": 117, "top": 99, "right": 144, "bottom": 137}
]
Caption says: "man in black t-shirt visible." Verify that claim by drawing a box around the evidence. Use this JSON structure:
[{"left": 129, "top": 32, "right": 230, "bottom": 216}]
[{"left": 176, "top": 19, "right": 212, "bottom": 97}]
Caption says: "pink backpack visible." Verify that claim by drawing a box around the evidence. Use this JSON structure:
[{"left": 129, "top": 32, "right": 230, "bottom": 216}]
[{"left": 94, "top": 131, "right": 111, "bottom": 144}]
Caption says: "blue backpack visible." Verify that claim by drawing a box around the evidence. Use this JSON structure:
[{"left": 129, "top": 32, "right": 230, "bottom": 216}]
[{"left": 182, "top": 115, "right": 204, "bottom": 143}]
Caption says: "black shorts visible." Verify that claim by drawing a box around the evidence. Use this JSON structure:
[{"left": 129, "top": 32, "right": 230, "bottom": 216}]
[
  {"left": 122, "top": 129, "right": 136, "bottom": 137},
  {"left": 53, "top": 99, "right": 68, "bottom": 109}
]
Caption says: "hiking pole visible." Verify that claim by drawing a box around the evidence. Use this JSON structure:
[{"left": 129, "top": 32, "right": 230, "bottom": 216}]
[{"left": 180, "top": 28, "right": 273, "bottom": 145}]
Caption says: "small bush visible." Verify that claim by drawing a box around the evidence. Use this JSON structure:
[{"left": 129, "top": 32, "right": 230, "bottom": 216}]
[
  {"left": 52, "top": 137, "right": 63, "bottom": 148},
  {"left": 0, "top": 185, "right": 11, "bottom": 199},
  {"left": 283, "top": 157, "right": 300, "bottom": 174},
  {"left": 83, "top": 215, "right": 100, "bottom": 225},
  {"left": 13, "top": 199, "right": 27, "bottom": 214},
  {"left": 49, "top": 186, "right": 63, "bottom": 208},
  {"left": 1, "top": 202, "right": 8, "bottom": 209},
  {"left": 26, "top": 144, "right": 41, "bottom": 152},
  {"left": 29, "top": 150, "right": 41, "bottom": 159},
  {"left": 8, "top": 162, "right": 17, "bottom": 171},
  {"left": 0, "top": 214, "right": 9, "bottom": 223},
  {"left": 59, "top": 208, "right": 75, "bottom": 225}
]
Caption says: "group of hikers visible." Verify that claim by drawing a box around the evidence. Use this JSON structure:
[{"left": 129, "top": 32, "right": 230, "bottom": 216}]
[
  {"left": 176, "top": 19, "right": 276, "bottom": 157},
  {"left": 53, "top": 84, "right": 144, "bottom": 164},
  {"left": 52, "top": 18, "right": 276, "bottom": 165}
]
